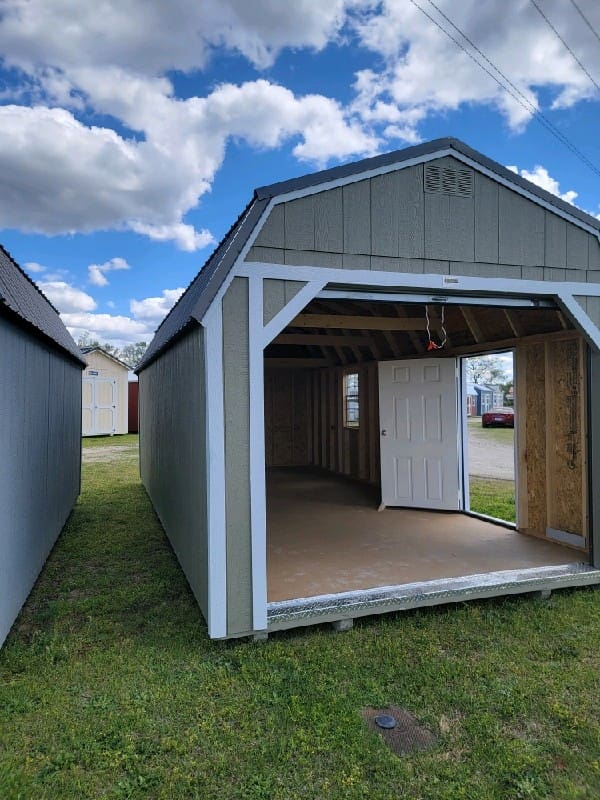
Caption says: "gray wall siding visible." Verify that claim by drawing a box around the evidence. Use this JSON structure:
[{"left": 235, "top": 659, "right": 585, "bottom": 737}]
[
  {"left": 139, "top": 325, "right": 208, "bottom": 619},
  {"left": 249, "top": 156, "right": 600, "bottom": 281},
  {"left": 263, "top": 279, "right": 307, "bottom": 325},
  {"left": 0, "top": 316, "right": 81, "bottom": 646},
  {"left": 222, "top": 278, "right": 253, "bottom": 636}
]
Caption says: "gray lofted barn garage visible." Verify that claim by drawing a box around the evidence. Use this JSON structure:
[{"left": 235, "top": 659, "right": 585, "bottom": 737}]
[
  {"left": 0, "top": 246, "right": 84, "bottom": 647},
  {"left": 137, "top": 138, "right": 600, "bottom": 640}
]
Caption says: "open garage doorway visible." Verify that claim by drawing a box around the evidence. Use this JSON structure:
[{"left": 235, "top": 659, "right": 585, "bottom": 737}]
[
  {"left": 263, "top": 292, "right": 590, "bottom": 614},
  {"left": 463, "top": 351, "right": 516, "bottom": 525}
]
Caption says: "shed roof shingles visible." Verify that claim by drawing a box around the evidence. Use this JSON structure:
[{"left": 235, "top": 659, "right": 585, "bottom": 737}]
[
  {"left": 137, "top": 137, "right": 600, "bottom": 372},
  {"left": 0, "top": 245, "right": 84, "bottom": 364}
]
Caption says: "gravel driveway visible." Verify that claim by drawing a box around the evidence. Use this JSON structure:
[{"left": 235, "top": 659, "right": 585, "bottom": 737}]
[{"left": 467, "top": 421, "right": 515, "bottom": 480}]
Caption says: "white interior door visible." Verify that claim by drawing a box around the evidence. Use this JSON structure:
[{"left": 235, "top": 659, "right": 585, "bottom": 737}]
[{"left": 378, "top": 358, "right": 461, "bottom": 510}]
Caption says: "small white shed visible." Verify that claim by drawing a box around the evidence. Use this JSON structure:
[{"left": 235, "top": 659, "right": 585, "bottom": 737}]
[{"left": 81, "top": 347, "right": 129, "bottom": 436}]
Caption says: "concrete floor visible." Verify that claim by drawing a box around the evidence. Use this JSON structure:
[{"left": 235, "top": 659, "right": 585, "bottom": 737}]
[{"left": 266, "top": 468, "right": 580, "bottom": 602}]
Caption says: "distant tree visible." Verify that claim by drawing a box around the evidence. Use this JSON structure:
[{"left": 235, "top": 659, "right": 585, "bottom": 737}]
[
  {"left": 500, "top": 380, "right": 514, "bottom": 407},
  {"left": 466, "top": 355, "right": 509, "bottom": 385},
  {"left": 77, "top": 331, "right": 100, "bottom": 349},
  {"left": 120, "top": 341, "right": 148, "bottom": 368}
]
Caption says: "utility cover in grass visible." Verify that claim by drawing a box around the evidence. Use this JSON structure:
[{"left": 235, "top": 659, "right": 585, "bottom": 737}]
[{"left": 362, "top": 706, "right": 437, "bottom": 756}]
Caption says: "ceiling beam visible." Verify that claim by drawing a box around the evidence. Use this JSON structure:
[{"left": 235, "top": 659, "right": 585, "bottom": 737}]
[
  {"left": 275, "top": 333, "right": 373, "bottom": 346},
  {"left": 264, "top": 358, "right": 331, "bottom": 368},
  {"left": 290, "top": 314, "right": 441, "bottom": 331}
]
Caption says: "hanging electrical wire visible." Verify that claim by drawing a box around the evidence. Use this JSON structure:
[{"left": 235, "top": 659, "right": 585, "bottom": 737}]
[
  {"left": 425, "top": 305, "right": 447, "bottom": 351},
  {"left": 568, "top": 0, "right": 600, "bottom": 46},
  {"left": 530, "top": 0, "right": 600, "bottom": 92},
  {"left": 409, "top": 0, "right": 600, "bottom": 179}
]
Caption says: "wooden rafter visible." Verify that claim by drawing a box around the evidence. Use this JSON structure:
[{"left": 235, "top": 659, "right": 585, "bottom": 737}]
[
  {"left": 503, "top": 308, "right": 523, "bottom": 338},
  {"left": 290, "top": 313, "right": 442, "bottom": 331},
  {"left": 459, "top": 306, "right": 484, "bottom": 343}
]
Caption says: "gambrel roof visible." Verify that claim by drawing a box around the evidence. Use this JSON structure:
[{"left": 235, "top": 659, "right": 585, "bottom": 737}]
[
  {"left": 137, "top": 137, "right": 600, "bottom": 371},
  {"left": 0, "top": 245, "right": 85, "bottom": 365}
]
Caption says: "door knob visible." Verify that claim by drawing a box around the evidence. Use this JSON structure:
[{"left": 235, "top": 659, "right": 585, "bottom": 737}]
[{"left": 381, "top": 429, "right": 387, "bottom": 436}]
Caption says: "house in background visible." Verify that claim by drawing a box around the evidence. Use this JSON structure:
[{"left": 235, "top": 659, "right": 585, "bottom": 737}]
[
  {"left": 490, "top": 385, "right": 505, "bottom": 408},
  {"left": 80, "top": 347, "right": 129, "bottom": 436},
  {"left": 472, "top": 384, "right": 493, "bottom": 415},
  {"left": 0, "top": 245, "right": 84, "bottom": 647},
  {"left": 465, "top": 382, "right": 477, "bottom": 416},
  {"left": 137, "top": 137, "right": 600, "bottom": 641}
]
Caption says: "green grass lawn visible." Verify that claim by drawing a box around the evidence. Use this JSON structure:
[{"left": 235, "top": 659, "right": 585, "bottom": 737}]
[
  {"left": 467, "top": 417, "right": 514, "bottom": 445},
  {"left": 1, "top": 438, "right": 599, "bottom": 799},
  {"left": 470, "top": 478, "right": 516, "bottom": 523}
]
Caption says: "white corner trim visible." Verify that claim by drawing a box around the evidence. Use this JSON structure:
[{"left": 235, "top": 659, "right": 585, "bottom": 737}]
[
  {"left": 248, "top": 275, "right": 267, "bottom": 631},
  {"left": 262, "top": 279, "right": 328, "bottom": 347},
  {"left": 557, "top": 293, "right": 600, "bottom": 350},
  {"left": 203, "top": 305, "right": 227, "bottom": 638}
]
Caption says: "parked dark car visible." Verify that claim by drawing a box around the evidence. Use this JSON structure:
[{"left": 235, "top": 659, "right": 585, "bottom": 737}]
[{"left": 482, "top": 407, "right": 514, "bottom": 428}]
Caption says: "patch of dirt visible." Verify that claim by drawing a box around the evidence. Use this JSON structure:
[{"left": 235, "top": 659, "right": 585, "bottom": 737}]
[
  {"left": 362, "top": 706, "right": 438, "bottom": 756},
  {"left": 468, "top": 426, "right": 514, "bottom": 480},
  {"left": 82, "top": 445, "right": 138, "bottom": 463}
]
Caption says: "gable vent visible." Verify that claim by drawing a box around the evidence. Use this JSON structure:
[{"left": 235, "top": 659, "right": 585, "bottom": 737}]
[{"left": 424, "top": 164, "right": 473, "bottom": 197}]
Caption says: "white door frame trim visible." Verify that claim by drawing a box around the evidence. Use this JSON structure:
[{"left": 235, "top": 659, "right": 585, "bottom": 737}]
[{"left": 229, "top": 261, "right": 600, "bottom": 635}]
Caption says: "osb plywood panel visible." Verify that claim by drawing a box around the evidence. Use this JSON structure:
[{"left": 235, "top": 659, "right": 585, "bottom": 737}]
[
  {"left": 520, "top": 342, "right": 547, "bottom": 535},
  {"left": 264, "top": 370, "right": 312, "bottom": 467},
  {"left": 545, "top": 338, "right": 586, "bottom": 538}
]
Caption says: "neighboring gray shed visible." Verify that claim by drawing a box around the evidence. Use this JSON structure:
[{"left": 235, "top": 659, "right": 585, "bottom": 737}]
[
  {"left": 137, "top": 137, "right": 600, "bottom": 640},
  {"left": 0, "top": 246, "right": 85, "bottom": 647}
]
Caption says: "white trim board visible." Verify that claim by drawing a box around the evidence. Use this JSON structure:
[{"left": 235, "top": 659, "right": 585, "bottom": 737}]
[
  {"left": 318, "top": 290, "right": 556, "bottom": 309},
  {"left": 235, "top": 262, "right": 600, "bottom": 297},
  {"left": 203, "top": 306, "right": 228, "bottom": 639},
  {"left": 248, "top": 275, "right": 267, "bottom": 632},
  {"left": 262, "top": 279, "right": 328, "bottom": 347},
  {"left": 236, "top": 262, "right": 600, "bottom": 350}
]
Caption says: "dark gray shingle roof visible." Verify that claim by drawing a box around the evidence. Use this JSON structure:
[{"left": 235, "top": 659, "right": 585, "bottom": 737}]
[
  {"left": 137, "top": 137, "right": 600, "bottom": 371},
  {"left": 137, "top": 197, "right": 268, "bottom": 370},
  {"left": 0, "top": 245, "right": 85, "bottom": 364}
]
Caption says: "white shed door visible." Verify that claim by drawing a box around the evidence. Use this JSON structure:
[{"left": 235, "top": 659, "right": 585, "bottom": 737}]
[
  {"left": 82, "top": 377, "right": 117, "bottom": 435},
  {"left": 378, "top": 358, "right": 460, "bottom": 510}
]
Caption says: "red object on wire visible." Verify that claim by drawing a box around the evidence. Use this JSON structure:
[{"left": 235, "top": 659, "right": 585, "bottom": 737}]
[{"left": 425, "top": 304, "right": 447, "bottom": 351}]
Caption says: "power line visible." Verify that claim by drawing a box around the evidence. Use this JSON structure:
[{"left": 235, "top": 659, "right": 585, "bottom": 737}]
[
  {"left": 530, "top": 0, "right": 600, "bottom": 92},
  {"left": 408, "top": 0, "right": 600, "bottom": 179},
  {"left": 568, "top": 0, "right": 600, "bottom": 46}
]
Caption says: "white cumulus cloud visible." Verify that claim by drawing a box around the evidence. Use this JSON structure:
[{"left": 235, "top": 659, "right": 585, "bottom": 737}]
[
  {"left": 506, "top": 164, "right": 579, "bottom": 204},
  {"left": 45, "top": 283, "right": 187, "bottom": 347},
  {"left": 37, "top": 280, "right": 97, "bottom": 313},
  {"left": 130, "top": 288, "right": 186, "bottom": 327},
  {"left": 24, "top": 261, "right": 46, "bottom": 273},
  {"left": 88, "top": 256, "right": 131, "bottom": 287},
  {"left": 0, "top": 0, "right": 597, "bottom": 249}
]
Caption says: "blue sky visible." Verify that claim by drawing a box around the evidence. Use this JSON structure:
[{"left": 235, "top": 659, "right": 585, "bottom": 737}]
[{"left": 0, "top": 0, "right": 598, "bottom": 346}]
